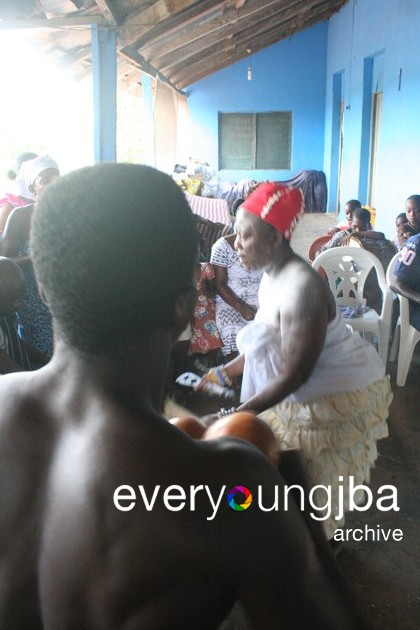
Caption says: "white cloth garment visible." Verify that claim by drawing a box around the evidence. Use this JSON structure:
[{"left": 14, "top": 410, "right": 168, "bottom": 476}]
[{"left": 237, "top": 311, "right": 385, "bottom": 403}]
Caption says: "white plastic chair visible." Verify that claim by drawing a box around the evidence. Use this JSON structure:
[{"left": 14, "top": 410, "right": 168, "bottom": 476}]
[
  {"left": 312, "top": 246, "right": 393, "bottom": 365},
  {"left": 386, "top": 252, "right": 420, "bottom": 386}
]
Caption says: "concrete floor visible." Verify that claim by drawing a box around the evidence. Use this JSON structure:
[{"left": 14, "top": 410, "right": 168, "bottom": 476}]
[
  {"left": 339, "top": 357, "right": 420, "bottom": 629},
  {"left": 188, "top": 212, "right": 420, "bottom": 629}
]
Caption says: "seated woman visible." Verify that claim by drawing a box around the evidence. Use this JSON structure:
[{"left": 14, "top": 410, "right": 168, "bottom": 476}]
[
  {"left": 189, "top": 260, "right": 222, "bottom": 368},
  {"left": 0, "top": 155, "right": 59, "bottom": 356},
  {"left": 0, "top": 152, "right": 38, "bottom": 232},
  {"left": 211, "top": 232, "right": 263, "bottom": 362}
]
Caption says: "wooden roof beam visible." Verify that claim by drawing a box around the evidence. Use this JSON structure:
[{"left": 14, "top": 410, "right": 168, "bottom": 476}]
[
  {"left": 148, "top": 0, "right": 309, "bottom": 70},
  {"left": 93, "top": 0, "right": 119, "bottom": 25},
  {"left": 119, "top": 45, "right": 187, "bottom": 96},
  {"left": 165, "top": 12, "right": 305, "bottom": 81},
  {"left": 172, "top": 5, "right": 339, "bottom": 88},
  {"left": 143, "top": 0, "right": 304, "bottom": 59},
  {"left": 120, "top": 0, "right": 222, "bottom": 50}
]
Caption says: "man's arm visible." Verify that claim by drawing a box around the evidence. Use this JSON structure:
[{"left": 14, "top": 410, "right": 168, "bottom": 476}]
[{"left": 389, "top": 272, "right": 420, "bottom": 304}]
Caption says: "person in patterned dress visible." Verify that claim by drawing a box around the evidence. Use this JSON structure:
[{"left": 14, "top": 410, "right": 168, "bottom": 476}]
[{"left": 210, "top": 233, "right": 263, "bottom": 361}]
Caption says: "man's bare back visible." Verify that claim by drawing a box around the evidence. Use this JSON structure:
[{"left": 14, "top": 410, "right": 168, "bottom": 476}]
[
  {"left": 0, "top": 359, "right": 365, "bottom": 630},
  {"left": 0, "top": 165, "right": 366, "bottom": 629}
]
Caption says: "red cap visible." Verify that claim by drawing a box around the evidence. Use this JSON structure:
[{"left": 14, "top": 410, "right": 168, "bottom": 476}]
[{"left": 241, "top": 182, "right": 305, "bottom": 240}]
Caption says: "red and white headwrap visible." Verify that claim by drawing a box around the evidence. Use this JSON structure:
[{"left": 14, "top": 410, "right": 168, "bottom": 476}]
[{"left": 241, "top": 182, "right": 305, "bottom": 240}]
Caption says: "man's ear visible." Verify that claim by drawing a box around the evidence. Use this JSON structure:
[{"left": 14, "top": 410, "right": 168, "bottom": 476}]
[{"left": 272, "top": 229, "right": 285, "bottom": 248}]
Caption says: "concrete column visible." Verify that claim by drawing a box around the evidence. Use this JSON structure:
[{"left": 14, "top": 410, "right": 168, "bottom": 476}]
[{"left": 91, "top": 25, "right": 117, "bottom": 163}]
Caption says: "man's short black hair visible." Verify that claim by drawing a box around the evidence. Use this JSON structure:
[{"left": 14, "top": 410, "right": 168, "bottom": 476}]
[
  {"left": 352, "top": 207, "right": 371, "bottom": 228},
  {"left": 407, "top": 194, "right": 420, "bottom": 207},
  {"left": 31, "top": 163, "right": 198, "bottom": 354},
  {"left": 346, "top": 199, "right": 362, "bottom": 212}
]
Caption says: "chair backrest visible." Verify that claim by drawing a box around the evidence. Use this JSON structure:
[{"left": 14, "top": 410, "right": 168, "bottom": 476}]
[
  {"left": 307, "top": 234, "right": 331, "bottom": 262},
  {"left": 193, "top": 214, "right": 232, "bottom": 262},
  {"left": 386, "top": 251, "right": 411, "bottom": 328},
  {"left": 312, "top": 246, "right": 389, "bottom": 310}
]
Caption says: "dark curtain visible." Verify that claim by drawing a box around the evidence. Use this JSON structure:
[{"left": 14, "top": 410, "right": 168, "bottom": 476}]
[{"left": 275, "top": 170, "right": 327, "bottom": 213}]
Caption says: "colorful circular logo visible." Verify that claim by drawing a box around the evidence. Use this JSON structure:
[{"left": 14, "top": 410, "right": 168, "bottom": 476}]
[{"left": 227, "top": 485, "right": 253, "bottom": 511}]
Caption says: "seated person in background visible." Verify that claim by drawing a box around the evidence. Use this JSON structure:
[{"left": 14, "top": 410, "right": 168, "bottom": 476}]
[
  {"left": 189, "top": 259, "right": 222, "bottom": 368},
  {"left": 0, "top": 152, "right": 38, "bottom": 232},
  {"left": 0, "top": 257, "right": 48, "bottom": 373},
  {"left": 323, "top": 206, "right": 372, "bottom": 249},
  {"left": 0, "top": 163, "right": 367, "bottom": 629},
  {"left": 211, "top": 232, "right": 263, "bottom": 361},
  {"left": 327, "top": 199, "right": 361, "bottom": 235},
  {"left": 389, "top": 233, "right": 420, "bottom": 330},
  {"left": 404, "top": 194, "right": 420, "bottom": 239},
  {"left": 192, "top": 214, "right": 232, "bottom": 262},
  {"left": 323, "top": 207, "right": 397, "bottom": 312},
  {"left": 0, "top": 155, "right": 59, "bottom": 356},
  {"left": 392, "top": 212, "right": 408, "bottom": 250}
]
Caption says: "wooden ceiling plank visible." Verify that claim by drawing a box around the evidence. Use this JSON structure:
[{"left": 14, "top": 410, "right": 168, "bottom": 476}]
[
  {"left": 39, "top": 0, "right": 79, "bottom": 16},
  {"left": 120, "top": 44, "right": 187, "bottom": 96},
  {"left": 128, "top": 0, "right": 307, "bottom": 52},
  {"left": 172, "top": 13, "right": 337, "bottom": 87},
  {"left": 166, "top": 1, "right": 342, "bottom": 85},
  {"left": 120, "top": 0, "right": 222, "bottom": 50},
  {"left": 0, "top": 16, "right": 109, "bottom": 28},
  {"left": 142, "top": 0, "right": 306, "bottom": 58},
  {"left": 162, "top": 10, "right": 307, "bottom": 79},
  {"left": 93, "top": 0, "right": 119, "bottom": 25},
  {"left": 169, "top": 7, "right": 335, "bottom": 87},
  {"left": 148, "top": 0, "right": 310, "bottom": 70}
]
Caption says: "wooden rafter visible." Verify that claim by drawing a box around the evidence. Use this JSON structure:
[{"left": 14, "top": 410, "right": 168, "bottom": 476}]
[
  {"left": 93, "top": 0, "right": 119, "bottom": 25},
  {"left": 0, "top": 0, "right": 348, "bottom": 91},
  {"left": 119, "top": 45, "right": 187, "bottom": 96}
]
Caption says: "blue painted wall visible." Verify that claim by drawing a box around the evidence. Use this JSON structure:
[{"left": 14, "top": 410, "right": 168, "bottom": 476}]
[
  {"left": 324, "top": 0, "right": 420, "bottom": 236},
  {"left": 186, "top": 22, "right": 328, "bottom": 183}
]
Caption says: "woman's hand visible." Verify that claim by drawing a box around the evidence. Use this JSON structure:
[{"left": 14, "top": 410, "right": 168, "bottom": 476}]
[
  {"left": 239, "top": 303, "right": 257, "bottom": 322},
  {"left": 196, "top": 356, "right": 245, "bottom": 392}
]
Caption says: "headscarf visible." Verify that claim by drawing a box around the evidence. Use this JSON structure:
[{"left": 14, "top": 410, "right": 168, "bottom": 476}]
[
  {"left": 241, "top": 182, "right": 305, "bottom": 240},
  {"left": 16, "top": 155, "right": 59, "bottom": 200}
]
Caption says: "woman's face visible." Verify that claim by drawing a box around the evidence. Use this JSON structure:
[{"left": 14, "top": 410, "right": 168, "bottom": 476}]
[
  {"left": 405, "top": 199, "right": 420, "bottom": 228},
  {"left": 32, "top": 168, "right": 60, "bottom": 198},
  {"left": 234, "top": 209, "right": 276, "bottom": 270}
]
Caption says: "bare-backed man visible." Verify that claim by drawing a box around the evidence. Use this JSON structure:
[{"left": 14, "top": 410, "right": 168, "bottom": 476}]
[{"left": 0, "top": 164, "right": 365, "bottom": 629}]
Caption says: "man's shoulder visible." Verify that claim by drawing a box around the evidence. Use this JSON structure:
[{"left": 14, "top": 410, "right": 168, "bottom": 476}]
[
  {"left": 0, "top": 371, "right": 47, "bottom": 430},
  {"left": 406, "top": 232, "right": 420, "bottom": 249}
]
